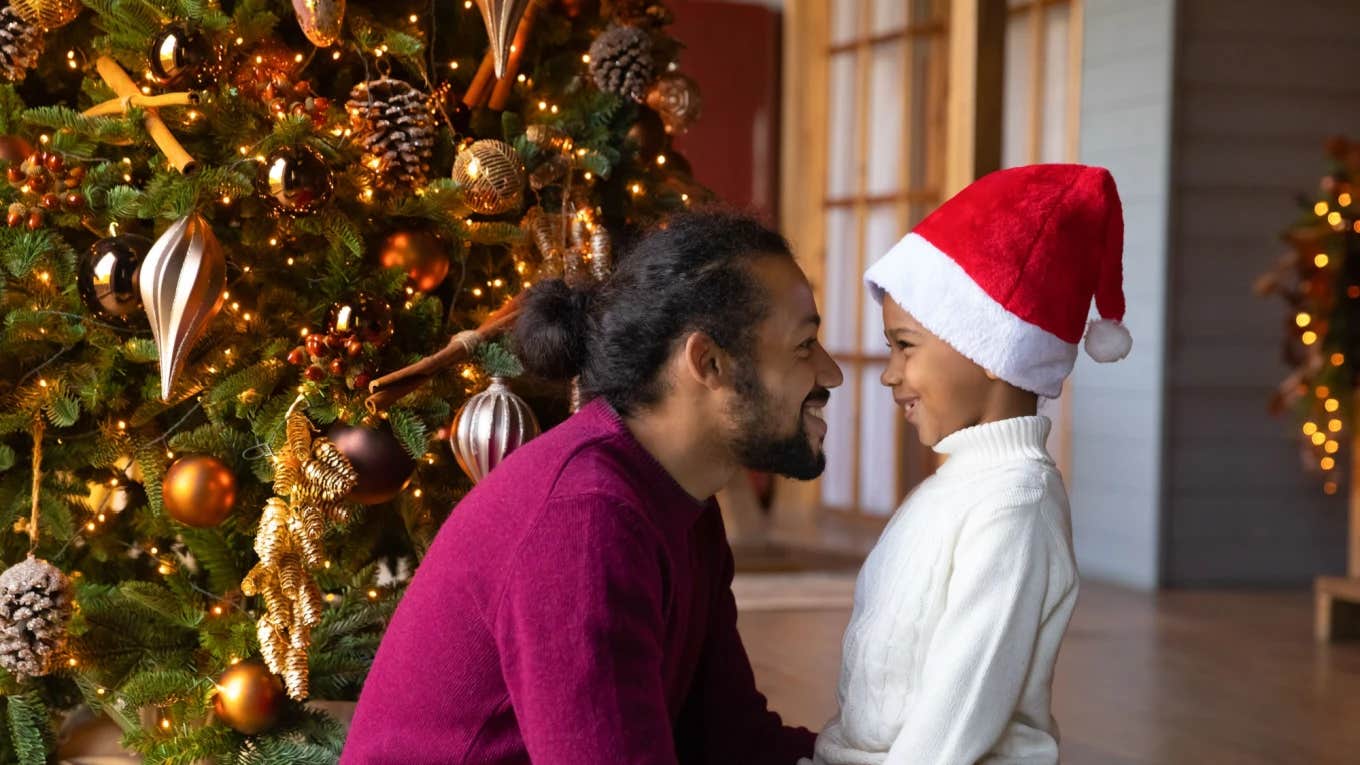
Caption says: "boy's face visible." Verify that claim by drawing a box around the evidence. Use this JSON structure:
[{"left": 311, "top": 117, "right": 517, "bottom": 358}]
[{"left": 879, "top": 296, "right": 994, "bottom": 447}]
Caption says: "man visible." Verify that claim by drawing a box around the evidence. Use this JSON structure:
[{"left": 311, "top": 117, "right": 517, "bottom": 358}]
[{"left": 342, "top": 212, "right": 843, "bottom": 764}]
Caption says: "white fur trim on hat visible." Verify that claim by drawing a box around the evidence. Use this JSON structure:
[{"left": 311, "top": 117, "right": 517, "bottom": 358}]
[{"left": 864, "top": 232, "right": 1077, "bottom": 399}]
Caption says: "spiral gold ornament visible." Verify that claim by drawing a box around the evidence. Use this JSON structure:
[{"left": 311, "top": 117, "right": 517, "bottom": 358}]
[
  {"left": 9, "top": 0, "right": 80, "bottom": 30},
  {"left": 292, "top": 0, "right": 345, "bottom": 48},
  {"left": 645, "top": 72, "right": 702, "bottom": 134},
  {"left": 473, "top": 0, "right": 531, "bottom": 78},
  {"left": 453, "top": 139, "right": 526, "bottom": 216}
]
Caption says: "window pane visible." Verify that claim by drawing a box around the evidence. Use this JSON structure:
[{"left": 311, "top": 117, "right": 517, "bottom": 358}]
[
  {"left": 827, "top": 52, "right": 860, "bottom": 198},
  {"left": 823, "top": 207, "right": 860, "bottom": 354},
  {"left": 820, "top": 365, "right": 858, "bottom": 509},
  {"left": 866, "top": 41, "right": 905, "bottom": 196},
  {"left": 1002, "top": 8, "right": 1032, "bottom": 168},
  {"left": 862, "top": 203, "right": 901, "bottom": 353},
  {"left": 831, "top": 0, "right": 860, "bottom": 46},
  {"left": 872, "top": 0, "right": 907, "bottom": 35},
  {"left": 1041, "top": 4, "right": 1071, "bottom": 163},
  {"left": 859, "top": 363, "right": 899, "bottom": 516}
]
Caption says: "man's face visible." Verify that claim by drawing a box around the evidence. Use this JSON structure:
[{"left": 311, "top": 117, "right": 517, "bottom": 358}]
[{"left": 723, "top": 256, "right": 844, "bottom": 480}]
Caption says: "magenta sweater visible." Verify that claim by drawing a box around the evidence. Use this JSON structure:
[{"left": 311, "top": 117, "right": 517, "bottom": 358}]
[{"left": 340, "top": 399, "right": 814, "bottom": 764}]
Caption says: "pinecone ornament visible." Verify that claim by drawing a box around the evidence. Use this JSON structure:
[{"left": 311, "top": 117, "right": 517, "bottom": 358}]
[
  {"left": 346, "top": 78, "right": 436, "bottom": 189},
  {"left": 588, "top": 25, "right": 655, "bottom": 102},
  {"left": 0, "top": 556, "right": 73, "bottom": 679},
  {"left": 0, "top": 6, "right": 43, "bottom": 82}
]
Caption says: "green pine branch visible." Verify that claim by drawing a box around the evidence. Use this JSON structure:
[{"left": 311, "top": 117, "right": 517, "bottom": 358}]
[{"left": 2, "top": 693, "right": 50, "bottom": 765}]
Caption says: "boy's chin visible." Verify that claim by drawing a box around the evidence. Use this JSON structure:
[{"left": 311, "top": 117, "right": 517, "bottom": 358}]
[{"left": 910, "top": 424, "right": 941, "bottom": 448}]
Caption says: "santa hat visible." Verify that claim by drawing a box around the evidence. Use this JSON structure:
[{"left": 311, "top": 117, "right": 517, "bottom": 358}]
[{"left": 864, "top": 163, "right": 1130, "bottom": 399}]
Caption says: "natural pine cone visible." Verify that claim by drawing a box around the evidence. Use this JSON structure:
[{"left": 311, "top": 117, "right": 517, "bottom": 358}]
[
  {"left": 0, "top": 6, "right": 43, "bottom": 82},
  {"left": 588, "top": 25, "right": 655, "bottom": 102},
  {"left": 346, "top": 78, "right": 437, "bottom": 189},
  {"left": 0, "top": 556, "right": 73, "bottom": 679}
]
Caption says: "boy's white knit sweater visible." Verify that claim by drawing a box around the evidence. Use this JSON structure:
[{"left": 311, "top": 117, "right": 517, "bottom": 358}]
[{"left": 806, "top": 416, "right": 1079, "bottom": 765}]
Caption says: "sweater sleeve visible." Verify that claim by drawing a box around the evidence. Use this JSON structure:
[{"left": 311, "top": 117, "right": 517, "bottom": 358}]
[
  {"left": 675, "top": 523, "right": 816, "bottom": 764},
  {"left": 883, "top": 497, "right": 1059, "bottom": 765},
  {"left": 493, "top": 493, "right": 678, "bottom": 765}
]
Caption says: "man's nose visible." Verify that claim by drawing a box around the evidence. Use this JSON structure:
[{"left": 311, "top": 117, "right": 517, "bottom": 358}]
[{"left": 816, "top": 344, "right": 844, "bottom": 389}]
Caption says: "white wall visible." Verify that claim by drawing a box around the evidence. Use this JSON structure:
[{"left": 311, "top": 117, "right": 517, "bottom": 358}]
[{"left": 1070, "top": 0, "right": 1178, "bottom": 589}]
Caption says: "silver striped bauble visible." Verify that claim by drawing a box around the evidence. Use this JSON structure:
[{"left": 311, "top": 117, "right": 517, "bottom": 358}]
[{"left": 450, "top": 377, "right": 540, "bottom": 483}]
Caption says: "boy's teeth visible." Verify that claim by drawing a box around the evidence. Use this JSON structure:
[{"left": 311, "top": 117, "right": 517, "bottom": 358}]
[{"left": 806, "top": 406, "right": 824, "bottom": 418}]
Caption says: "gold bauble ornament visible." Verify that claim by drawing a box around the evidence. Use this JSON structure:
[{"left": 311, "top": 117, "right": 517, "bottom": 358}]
[
  {"left": 213, "top": 661, "right": 285, "bottom": 735},
  {"left": 9, "top": 0, "right": 80, "bottom": 30},
  {"left": 378, "top": 229, "right": 450, "bottom": 293},
  {"left": 450, "top": 377, "right": 540, "bottom": 483},
  {"left": 139, "top": 214, "right": 227, "bottom": 400},
  {"left": 163, "top": 454, "right": 237, "bottom": 528},
  {"left": 646, "top": 73, "right": 702, "bottom": 135},
  {"left": 453, "top": 139, "right": 526, "bottom": 216},
  {"left": 292, "top": 0, "right": 345, "bottom": 48}
]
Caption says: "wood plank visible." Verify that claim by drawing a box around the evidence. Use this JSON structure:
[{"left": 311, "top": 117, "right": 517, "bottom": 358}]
[
  {"left": 773, "top": 0, "right": 830, "bottom": 521},
  {"left": 1025, "top": 1, "right": 1046, "bottom": 164},
  {"left": 944, "top": 0, "right": 1007, "bottom": 195},
  {"left": 739, "top": 580, "right": 1360, "bottom": 762}
]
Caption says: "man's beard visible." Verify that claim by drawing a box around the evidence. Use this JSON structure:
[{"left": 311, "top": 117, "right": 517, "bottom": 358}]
[{"left": 727, "top": 365, "right": 827, "bottom": 480}]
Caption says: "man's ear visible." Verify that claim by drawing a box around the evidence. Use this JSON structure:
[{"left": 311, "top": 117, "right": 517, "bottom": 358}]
[{"left": 680, "top": 331, "right": 730, "bottom": 392}]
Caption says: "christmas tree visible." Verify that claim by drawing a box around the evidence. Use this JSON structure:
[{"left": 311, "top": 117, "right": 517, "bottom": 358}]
[
  {"left": 1258, "top": 137, "right": 1360, "bottom": 496},
  {"left": 0, "top": 0, "right": 706, "bottom": 761}
]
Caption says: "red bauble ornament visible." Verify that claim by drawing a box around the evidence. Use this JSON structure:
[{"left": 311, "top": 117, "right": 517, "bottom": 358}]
[{"left": 378, "top": 229, "right": 450, "bottom": 293}]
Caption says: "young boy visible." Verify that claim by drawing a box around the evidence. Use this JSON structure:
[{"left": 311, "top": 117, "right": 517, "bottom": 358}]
[{"left": 807, "top": 164, "right": 1130, "bottom": 764}]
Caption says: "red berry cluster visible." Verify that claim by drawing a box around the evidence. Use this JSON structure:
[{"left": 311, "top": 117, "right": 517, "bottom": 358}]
[
  {"left": 287, "top": 331, "right": 377, "bottom": 391},
  {"left": 264, "top": 80, "right": 331, "bottom": 129},
  {"left": 6, "top": 150, "right": 84, "bottom": 229}
]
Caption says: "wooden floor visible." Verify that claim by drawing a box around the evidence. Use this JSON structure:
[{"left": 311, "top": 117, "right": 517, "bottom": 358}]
[{"left": 735, "top": 578, "right": 1360, "bottom": 765}]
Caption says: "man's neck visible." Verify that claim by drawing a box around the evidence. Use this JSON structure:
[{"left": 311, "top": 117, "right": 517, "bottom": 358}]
[{"left": 623, "top": 400, "right": 736, "bottom": 502}]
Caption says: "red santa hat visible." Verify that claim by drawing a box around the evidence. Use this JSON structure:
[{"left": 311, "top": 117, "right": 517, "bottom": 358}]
[{"left": 864, "top": 163, "right": 1130, "bottom": 399}]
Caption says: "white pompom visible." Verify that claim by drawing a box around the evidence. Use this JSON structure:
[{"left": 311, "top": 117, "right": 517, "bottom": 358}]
[{"left": 1084, "top": 319, "right": 1132, "bottom": 363}]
